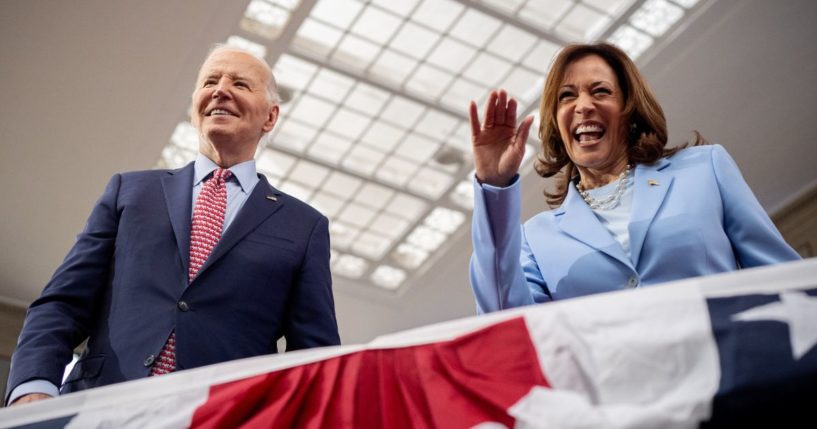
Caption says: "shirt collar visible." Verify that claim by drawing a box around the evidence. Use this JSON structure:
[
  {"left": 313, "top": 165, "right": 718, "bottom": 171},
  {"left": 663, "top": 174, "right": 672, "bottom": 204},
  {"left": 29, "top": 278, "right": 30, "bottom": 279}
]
[{"left": 193, "top": 153, "right": 259, "bottom": 194}]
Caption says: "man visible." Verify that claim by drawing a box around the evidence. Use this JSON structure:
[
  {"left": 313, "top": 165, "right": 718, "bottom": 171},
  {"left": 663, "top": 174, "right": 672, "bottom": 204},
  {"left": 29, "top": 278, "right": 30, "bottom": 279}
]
[{"left": 6, "top": 45, "right": 340, "bottom": 406}]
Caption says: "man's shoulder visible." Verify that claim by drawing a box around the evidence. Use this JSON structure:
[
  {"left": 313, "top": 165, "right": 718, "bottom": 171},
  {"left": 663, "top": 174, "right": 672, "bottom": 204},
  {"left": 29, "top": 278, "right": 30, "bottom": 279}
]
[{"left": 256, "top": 178, "right": 326, "bottom": 221}]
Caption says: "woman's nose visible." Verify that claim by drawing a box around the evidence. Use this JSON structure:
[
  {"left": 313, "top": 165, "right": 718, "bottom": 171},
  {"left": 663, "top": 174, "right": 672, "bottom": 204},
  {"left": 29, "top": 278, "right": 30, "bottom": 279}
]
[{"left": 574, "top": 92, "right": 594, "bottom": 115}]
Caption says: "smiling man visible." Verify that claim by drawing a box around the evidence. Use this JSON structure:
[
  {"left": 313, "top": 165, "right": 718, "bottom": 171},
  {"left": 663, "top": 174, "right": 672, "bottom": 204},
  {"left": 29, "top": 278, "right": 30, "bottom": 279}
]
[{"left": 6, "top": 45, "right": 340, "bottom": 406}]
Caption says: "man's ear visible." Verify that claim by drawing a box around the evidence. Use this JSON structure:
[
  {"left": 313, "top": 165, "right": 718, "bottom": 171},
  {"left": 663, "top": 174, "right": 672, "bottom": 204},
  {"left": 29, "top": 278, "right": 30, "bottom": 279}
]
[{"left": 263, "top": 104, "right": 279, "bottom": 133}]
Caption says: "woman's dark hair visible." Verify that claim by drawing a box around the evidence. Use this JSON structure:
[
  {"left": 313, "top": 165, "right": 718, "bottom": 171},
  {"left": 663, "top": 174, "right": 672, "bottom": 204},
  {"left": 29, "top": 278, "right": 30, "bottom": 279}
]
[{"left": 534, "top": 42, "right": 705, "bottom": 207}]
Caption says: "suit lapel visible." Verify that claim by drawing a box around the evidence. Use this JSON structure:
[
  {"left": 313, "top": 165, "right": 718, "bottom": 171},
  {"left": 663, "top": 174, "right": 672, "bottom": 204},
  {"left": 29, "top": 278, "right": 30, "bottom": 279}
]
[
  {"left": 555, "top": 185, "right": 633, "bottom": 269},
  {"left": 629, "top": 159, "right": 673, "bottom": 268},
  {"left": 194, "top": 175, "right": 284, "bottom": 278},
  {"left": 161, "top": 162, "right": 195, "bottom": 277}
]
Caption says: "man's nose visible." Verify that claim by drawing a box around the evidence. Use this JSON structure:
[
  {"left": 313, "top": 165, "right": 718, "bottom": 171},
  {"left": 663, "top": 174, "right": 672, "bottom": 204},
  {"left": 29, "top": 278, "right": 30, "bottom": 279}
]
[{"left": 212, "top": 78, "right": 232, "bottom": 99}]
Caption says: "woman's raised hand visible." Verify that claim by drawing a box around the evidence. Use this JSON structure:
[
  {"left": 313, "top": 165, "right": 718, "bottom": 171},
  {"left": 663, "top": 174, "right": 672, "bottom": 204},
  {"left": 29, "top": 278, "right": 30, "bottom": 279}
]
[{"left": 469, "top": 89, "right": 534, "bottom": 187}]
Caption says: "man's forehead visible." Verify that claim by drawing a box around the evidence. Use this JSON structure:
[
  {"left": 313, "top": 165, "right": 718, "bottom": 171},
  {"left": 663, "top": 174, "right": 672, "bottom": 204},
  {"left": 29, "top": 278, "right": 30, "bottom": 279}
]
[{"left": 197, "top": 51, "right": 268, "bottom": 80}]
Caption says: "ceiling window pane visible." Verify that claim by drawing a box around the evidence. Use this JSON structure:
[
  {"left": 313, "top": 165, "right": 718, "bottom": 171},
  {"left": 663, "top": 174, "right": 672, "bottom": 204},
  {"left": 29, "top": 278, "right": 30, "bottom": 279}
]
[
  {"left": 608, "top": 25, "right": 653, "bottom": 59},
  {"left": 170, "top": 121, "right": 198, "bottom": 151},
  {"left": 462, "top": 52, "right": 513, "bottom": 89},
  {"left": 308, "top": 68, "right": 355, "bottom": 103},
  {"left": 583, "top": 0, "right": 636, "bottom": 18},
  {"left": 523, "top": 40, "right": 562, "bottom": 72},
  {"left": 411, "top": 0, "right": 464, "bottom": 32},
  {"left": 323, "top": 170, "right": 363, "bottom": 199},
  {"left": 449, "top": 179, "right": 475, "bottom": 210},
  {"left": 371, "top": 0, "right": 420, "bottom": 16},
  {"left": 272, "top": 119, "right": 317, "bottom": 153},
  {"left": 371, "top": 265, "right": 406, "bottom": 290},
  {"left": 279, "top": 180, "right": 314, "bottom": 201},
  {"left": 352, "top": 231, "right": 393, "bottom": 259},
  {"left": 392, "top": 243, "right": 429, "bottom": 269},
  {"left": 424, "top": 207, "right": 465, "bottom": 233},
  {"left": 502, "top": 67, "right": 543, "bottom": 101},
  {"left": 351, "top": 5, "right": 403, "bottom": 44},
  {"left": 307, "top": 131, "right": 353, "bottom": 165},
  {"left": 226, "top": 35, "right": 268, "bottom": 59},
  {"left": 328, "top": 107, "right": 372, "bottom": 139},
  {"left": 311, "top": 0, "right": 363, "bottom": 29},
  {"left": 426, "top": 36, "right": 477, "bottom": 75},
  {"left": 630, "top": 0, "right": 685, "bottom": 37},
  {"left": 369, "top": 49, "right": 419, "bottom": 85},
  {"left": 670, "top": 0, "right": 700, "bottom": 7},
  {"left": 520, "top": 0, "right": 573, "bottom": 30},
  {"left": 290, "top": 93, "right": 336, "bottom": 125},
  {"left": 486, "top": 25, "right": 537, "bottom": 62},
  {"left": 389, "top": 21, "right": 440, "bottom": 59},
  {"left": 342, "top": 144, "right": 386, "bottom": 176},
  {"left": 330, "top": 221, "right": 361, "bottom": 250},
  {"left": 442, "top": 78, "right": 487, "bottom": 112},
  {"left": 406, "top": 225, "right": 447, "bottom": 251},
  {"left": 333, "top": 253, "right": 368, "bottom": 278},
  {"left": 160, "top": 145, "right": 196, "bottom": 169},
  {"left": 353, "top": 182, "right": 395, "bottom": 210},
  {"left": 448, "top": 8, "right": 502, "bottom": 48},
  {"left": 360, "top": 120, "right": 406, "bottom": 152},
  {"left": 333, "top": 34, "right": 382, "bottom": 71},
  {"left": 310, "top": 191, "right": 346, "bottom": 217},
  {"left": 556, "top": 3, "right": 611, "bottom": 42},
  {"left": 385, "top": 193, "right": 428, "bottom": 222},
  {"left": 273, "top": 54, "right": 318, "bottom": 92},
  {"left": 338, "top": 202, "right": 378, "bottom": 228},
  {"left": 395, "top": 134, "right": 440, "bottom": 163},
  {"left": 376, "top": 156, "right": 420, "bottom": 187},
  {"left": 293, "top": 18, "right": 344, "bottom": 58},
  {"left": 345, "top": 82, "right": 390, "bottom": 116},
  {"left": 404, "top": 64, "right": 454, "bottom": 99},
  {"left": 380, "top": 96, "right": 426, "bottom": 128},
  {"left": 289, "top": 159, "right": 331, "bottom": 187},
  {"left": 417, "top": 109, "right": 461, "bottom": 141},
  {"left": 408, "top": 166, "right": 454, "bottom": 199},
  {"left": 257, "top": 148, "right": 296, "bottom": 178},
  {"left": 481, "top": 0, "right": 526, "bottom": 14},
  {"left": 370, "top": 213, "right": 410, "bottom": 238},
  {"left": 241, "top": 0, "right": 295, "bottom": 40}
]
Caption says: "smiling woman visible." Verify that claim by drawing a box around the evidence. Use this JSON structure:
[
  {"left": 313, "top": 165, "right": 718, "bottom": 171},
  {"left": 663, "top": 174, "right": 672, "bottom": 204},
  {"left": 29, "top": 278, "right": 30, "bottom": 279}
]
[{"left": 467, "top": 42, "right": 801, "bottom": 313}]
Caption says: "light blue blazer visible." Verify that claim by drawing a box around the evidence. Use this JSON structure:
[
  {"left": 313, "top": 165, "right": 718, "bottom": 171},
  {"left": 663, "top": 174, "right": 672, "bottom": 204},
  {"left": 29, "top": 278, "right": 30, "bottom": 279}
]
[{"left": 470, "top": 145, "right": 800, "bottom": 313}]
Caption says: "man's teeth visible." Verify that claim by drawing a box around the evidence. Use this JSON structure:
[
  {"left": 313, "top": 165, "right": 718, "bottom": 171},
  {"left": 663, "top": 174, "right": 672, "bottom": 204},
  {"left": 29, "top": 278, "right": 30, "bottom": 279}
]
[{"left": 210, "top": 109, "right": 232, "bottom": 116}]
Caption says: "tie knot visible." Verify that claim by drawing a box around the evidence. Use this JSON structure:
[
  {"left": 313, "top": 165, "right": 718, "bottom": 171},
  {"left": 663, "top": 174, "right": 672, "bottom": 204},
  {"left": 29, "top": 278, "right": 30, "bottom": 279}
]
[{"left": 210, "top": 168, "right": 232, "bottom": 184}]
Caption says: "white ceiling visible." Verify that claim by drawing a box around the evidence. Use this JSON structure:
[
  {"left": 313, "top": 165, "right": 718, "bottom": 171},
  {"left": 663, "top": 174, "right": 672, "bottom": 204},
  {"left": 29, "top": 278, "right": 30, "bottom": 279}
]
[{"left": 1, "top": 0, "right": 816, "bottom": 344}]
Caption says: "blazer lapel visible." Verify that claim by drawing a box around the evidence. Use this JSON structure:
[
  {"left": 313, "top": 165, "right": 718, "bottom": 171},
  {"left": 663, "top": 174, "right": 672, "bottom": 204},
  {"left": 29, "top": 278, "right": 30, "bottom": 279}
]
[
  {"left": 555, "top": 185, "right": 633, "bottom": 269},
  {"left": 161, "top": 162, "right": 195, "bottom": 277},
  {"left": 629, "top": 160, "right": 673, "bottom": 268},
  {"left": 194, "top": 175, "right": 284, "bottom": 278}
]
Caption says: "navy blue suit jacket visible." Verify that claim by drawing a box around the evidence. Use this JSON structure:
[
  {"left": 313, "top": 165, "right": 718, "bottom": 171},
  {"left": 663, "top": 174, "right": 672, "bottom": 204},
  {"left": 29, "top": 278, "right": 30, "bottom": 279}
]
[{"left": 7, "top": 162, "right": 339, "bottom": 400}]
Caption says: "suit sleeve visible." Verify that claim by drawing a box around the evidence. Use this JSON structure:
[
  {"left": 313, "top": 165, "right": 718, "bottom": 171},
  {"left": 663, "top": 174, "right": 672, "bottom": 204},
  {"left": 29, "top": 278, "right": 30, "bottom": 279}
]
[
  {"left": 283, "top": 215, "right": 340, "bottom": 350},
  {"left": 711, "top": 144, "right": 801, "bottom": 267},
  {"left": 469, "top": 175, "right": 549, "bottom": 314},
  {"left": 6, "top": 174, "right": 121, "bottom": 403}
]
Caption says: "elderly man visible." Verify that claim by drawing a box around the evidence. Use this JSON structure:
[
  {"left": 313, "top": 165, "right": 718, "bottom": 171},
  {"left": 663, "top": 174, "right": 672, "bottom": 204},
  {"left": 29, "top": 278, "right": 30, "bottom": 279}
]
[{"left": 6, "top": 46, "right": 340, "bottom": 406}]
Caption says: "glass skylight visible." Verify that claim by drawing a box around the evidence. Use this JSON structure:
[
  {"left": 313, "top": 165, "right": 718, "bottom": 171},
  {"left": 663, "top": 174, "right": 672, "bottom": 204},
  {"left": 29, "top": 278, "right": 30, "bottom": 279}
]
[{"left": 157, "top": 0, "right": 707, "bottom": 293}]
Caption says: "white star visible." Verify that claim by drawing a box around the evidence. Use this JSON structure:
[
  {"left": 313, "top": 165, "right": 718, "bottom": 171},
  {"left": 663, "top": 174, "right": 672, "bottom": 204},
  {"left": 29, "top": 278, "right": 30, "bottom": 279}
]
[{"left": 732, "top": 291, "right": 817, "bottom": 360}]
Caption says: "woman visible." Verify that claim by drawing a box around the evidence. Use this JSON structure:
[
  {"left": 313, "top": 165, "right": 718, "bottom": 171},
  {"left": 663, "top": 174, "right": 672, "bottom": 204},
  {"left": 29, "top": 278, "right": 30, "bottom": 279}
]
[{"left": 468, "top": 43, "right": 800, "bottom": 313}]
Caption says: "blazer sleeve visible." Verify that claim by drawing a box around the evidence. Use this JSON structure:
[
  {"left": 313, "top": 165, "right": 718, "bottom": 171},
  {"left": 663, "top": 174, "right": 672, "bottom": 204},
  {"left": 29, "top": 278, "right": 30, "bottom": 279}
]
[
  {"left": 7, "top": 174, "right": 121, "bottom": 403},
  {"left": 282, "top": 215, "right": 341, "bottom": 350},
  {"left": 711, "top": 144, "right": 801, "bottom": 267},
  {"left": 469, "top": 175, "right": 549, "bottom": 314}
]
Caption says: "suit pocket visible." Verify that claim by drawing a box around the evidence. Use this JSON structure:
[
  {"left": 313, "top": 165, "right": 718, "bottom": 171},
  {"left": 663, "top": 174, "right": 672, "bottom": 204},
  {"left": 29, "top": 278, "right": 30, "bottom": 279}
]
[{"left": 62, "top": 355, "right": 105, "bottom": 386}]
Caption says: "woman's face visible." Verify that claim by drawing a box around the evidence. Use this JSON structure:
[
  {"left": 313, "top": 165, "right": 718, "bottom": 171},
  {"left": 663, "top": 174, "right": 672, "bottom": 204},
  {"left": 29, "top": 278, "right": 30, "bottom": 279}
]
[{"left": 556, "top": 54, "right": 628, "bottom": 174}]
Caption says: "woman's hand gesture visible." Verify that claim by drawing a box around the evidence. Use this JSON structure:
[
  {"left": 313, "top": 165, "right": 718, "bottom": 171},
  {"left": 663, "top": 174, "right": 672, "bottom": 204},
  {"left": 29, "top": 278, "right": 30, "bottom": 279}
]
[{"left": 469, "top": 89, "right": 534, "bottom": 187}]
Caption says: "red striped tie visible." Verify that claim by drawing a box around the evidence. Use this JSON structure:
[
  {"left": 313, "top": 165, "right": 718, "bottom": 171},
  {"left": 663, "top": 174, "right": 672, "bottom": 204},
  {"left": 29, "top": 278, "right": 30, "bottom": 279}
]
[{"left": 150, "top": 168, "right": 231, "bottom": 376}]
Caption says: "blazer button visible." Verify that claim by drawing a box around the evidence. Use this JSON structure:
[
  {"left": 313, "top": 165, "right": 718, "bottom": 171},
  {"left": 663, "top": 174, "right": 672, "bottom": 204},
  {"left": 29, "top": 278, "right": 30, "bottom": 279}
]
[
  {"left": 628, "top": 276, "right": 639, "bottom": 287},
  {"left": 144, "top": 354, "right": 155, "bottom": 367},
  {"left": 178, "top": 301, "right": 190, "bottom": 312}
]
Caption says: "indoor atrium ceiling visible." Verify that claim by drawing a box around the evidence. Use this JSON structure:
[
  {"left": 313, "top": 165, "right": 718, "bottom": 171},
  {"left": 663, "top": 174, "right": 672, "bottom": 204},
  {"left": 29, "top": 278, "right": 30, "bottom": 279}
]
[{"left": 157, "top": 0, "right": 709, "bottom": 294}]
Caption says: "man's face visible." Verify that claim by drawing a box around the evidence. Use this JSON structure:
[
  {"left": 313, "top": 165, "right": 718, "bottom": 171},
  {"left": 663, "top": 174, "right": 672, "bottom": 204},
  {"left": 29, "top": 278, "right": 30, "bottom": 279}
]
[{"left": 191, "top": 50, "right": 278, "bottom": 160}]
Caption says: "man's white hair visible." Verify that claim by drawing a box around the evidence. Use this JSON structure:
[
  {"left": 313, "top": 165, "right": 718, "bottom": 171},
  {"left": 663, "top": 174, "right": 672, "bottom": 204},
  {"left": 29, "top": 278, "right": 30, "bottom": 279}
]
[{"left": 200, "top": 43, "right": 281, "bottom": 105}]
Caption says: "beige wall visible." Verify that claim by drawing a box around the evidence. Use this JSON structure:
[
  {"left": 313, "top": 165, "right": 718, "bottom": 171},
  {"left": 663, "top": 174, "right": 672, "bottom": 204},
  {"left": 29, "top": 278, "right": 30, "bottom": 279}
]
[{"left": 773, "top": 185, "right": 817, "bottom": 259}]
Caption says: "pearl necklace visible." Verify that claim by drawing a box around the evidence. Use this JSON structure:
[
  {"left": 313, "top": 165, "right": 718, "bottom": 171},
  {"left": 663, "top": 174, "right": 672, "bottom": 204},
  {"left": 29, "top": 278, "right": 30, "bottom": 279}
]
[{"left": 576, "top": 164, "right": 632, "bottom": 210}]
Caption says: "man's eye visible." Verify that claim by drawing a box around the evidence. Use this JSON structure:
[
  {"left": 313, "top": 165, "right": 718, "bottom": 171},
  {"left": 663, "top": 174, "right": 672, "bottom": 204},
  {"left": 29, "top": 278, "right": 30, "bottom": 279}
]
[
  {"left": 235, "top": 81, "right": 249, "bottom": 88},
  {"left": 203, "top": 80, "right": 216, "bottom": 87}
]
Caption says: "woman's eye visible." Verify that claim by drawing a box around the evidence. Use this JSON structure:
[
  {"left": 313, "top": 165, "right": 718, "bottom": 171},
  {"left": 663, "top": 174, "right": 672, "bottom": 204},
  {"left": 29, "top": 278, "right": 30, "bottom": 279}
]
[
  {"left": 558, "top": 92, "right": 575, "bottom": 102},
  {"left": 594, "top": 88, "right": 612, "bottom": 95}
]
